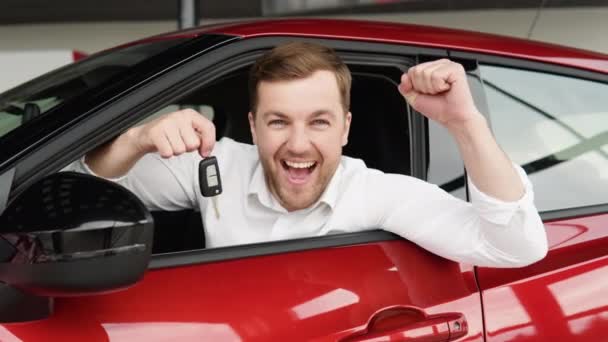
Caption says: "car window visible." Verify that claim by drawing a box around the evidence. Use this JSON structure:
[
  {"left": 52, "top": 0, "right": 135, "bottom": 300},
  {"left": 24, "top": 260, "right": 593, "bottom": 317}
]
[
  {"left": 144, "top": 62, "right": 412, "bottom": 254},
  {"left": 426, "top": 72, "right": 485, "bottom": 201},
  {"left": 149, "top": 64, "right": 411, "bottom": 175},
  {"left": 480, "top": 65, "right": 608, "bottom": 212},
  {"left": 427, "top": 119, "right": 466, "bottom": 199},
  {"left": 0, "top": 39, "right": 188, "bottom": 140}
]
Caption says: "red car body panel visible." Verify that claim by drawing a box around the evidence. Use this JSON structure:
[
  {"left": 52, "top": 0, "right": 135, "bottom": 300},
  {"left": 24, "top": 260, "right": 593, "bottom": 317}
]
[
  {"left": 2, "top": 241, "right": 483, "bottom": 341},
  {"left": 135, "top": 19, "right": 608, "bottom": 73},
  {"left": 478, "top": 213, "right": 608, "bottom": 341}
]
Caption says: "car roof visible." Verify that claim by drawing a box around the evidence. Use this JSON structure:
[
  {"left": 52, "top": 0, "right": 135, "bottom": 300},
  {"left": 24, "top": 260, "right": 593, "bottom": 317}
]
[{"left": 138, "top": 18, "right": 608, "bottom": 74}]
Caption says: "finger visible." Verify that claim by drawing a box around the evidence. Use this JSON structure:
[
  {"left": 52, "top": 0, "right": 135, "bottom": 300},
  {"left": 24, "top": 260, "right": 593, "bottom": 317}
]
[
  {"left": 398, "top": 73, "right": 413, "bottom": 95},
  {"left": 190, "top": 114, "right": 216, "bottom": 157},
  {"left": 445, "top": 61, "right": 466, "bottom": 85},
  {"left": 408, "top": 66, "right": 427, "bottom": 94},
  {"left": 178, "top": 122, "right": 201, "bottom": 152},
  {"left": 164, "top": 125, "right": 186, "bottom": 156},
  {"left": 431, "top": 69, "right": 452, "bottom": 94},
  {"left": 417, "top": 59, "right": 449, "bottom": 93},
  {"left": 155, "top": 133, "right": 174, "bottom": 158},
  {"left": 409, "top": 59, "right": 451, "bottom": 94},
  {"left": 404, "top": 91, "right": 419, "bottom": 107},
  {"left": 398, "top": 74, "right": 420, "bottom": 106},
  {"left": 407, "top": 61, "right": 432, "bottom": 93},
  {"left": 423, "top": 62, "right": 449, "bottom": 94},
  {"left": 176, "top": 109, "right": 215, "bottom": 157}
]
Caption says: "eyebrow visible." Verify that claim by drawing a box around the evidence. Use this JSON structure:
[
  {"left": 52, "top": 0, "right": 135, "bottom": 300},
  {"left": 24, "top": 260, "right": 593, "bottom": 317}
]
[
  {"left": 262, "top": 111, "right": 288, "bottom": 120},
  {"left": 261, "top": 109, "right": 337, "bottom": 120},
  {"left": 310, "top": 110, "right": 336, "bottom": 120}
]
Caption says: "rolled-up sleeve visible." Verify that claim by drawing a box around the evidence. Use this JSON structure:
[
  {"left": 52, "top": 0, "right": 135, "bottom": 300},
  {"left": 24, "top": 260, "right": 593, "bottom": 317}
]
[
  {"left": 374, "top": 164, "right": 548, "bottom": 268},
  {"left": 465, "top": 164, "right": 548, "bottom": 266},
  {"left": 468, "top": 164, "right": 534, "bottom": 225}
]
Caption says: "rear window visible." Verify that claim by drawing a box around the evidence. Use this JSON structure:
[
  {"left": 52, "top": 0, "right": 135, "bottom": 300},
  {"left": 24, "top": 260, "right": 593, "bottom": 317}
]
[{"left": 0, "top": 39, "right": 188, "bottom": 138}]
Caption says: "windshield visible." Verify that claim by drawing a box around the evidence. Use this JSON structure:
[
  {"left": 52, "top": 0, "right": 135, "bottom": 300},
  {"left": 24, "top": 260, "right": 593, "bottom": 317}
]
[{"left": 0, "top": 38, "right": 188, "bottom": 138}]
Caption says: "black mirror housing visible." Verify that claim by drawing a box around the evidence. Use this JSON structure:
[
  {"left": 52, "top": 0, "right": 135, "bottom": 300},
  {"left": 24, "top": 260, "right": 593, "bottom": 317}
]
[{"left": 0, "top": 172, "right": 153, "bottom": 296}]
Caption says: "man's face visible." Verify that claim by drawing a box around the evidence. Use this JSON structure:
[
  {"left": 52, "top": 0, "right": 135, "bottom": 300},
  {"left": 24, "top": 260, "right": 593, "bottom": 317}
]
[{"left": 249, "top": 70, "right": 351, "bottom": 212}]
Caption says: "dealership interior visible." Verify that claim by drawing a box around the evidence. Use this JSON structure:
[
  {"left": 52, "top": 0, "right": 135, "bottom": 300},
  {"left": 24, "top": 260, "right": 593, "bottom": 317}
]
[{"left": 1, "top": 0, "right": 608, "bottom": 91}]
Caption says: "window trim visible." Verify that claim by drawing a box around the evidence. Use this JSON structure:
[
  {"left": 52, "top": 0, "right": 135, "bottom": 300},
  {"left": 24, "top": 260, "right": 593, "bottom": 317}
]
[
  {"left": 424, "top": 56, "right": 488, "bottom": 200},
  {"left": 451, "top": 50, "right": 608, "bottom": 220},
  {"left": 149, "top": 230, "right": 400, "bottom": 269},
  {"left": 9, "top": 34, "right": 240, "bottom": 198},
  {"left": 541, "top": 203, "right": 608, "bottom": 222},
  {"left": 450, "top": 51, "right": 608, "bottom": 83}
]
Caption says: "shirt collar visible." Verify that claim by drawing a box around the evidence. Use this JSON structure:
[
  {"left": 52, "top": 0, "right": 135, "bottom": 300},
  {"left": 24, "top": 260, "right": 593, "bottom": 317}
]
[
  {"left": 248, "top": 160, "right": 343, "bottom": 212},
  {"left": 248, "top": 161, "right": 282, "bottom": 212}
]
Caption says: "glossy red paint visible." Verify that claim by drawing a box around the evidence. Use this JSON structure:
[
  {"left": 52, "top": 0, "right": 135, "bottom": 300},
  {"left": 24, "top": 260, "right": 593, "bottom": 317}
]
[
  {"left": 137, "top": 19, "right": 608, "bottom": 73},
  {"left": 2, "top": 240, "right": 483, "bottom": 341},
  {"left": 477, "top": 213, "right": 608, "bottom": 341},
  {"left": 340, "top": 306, "right": 467, "bottom": 341}
]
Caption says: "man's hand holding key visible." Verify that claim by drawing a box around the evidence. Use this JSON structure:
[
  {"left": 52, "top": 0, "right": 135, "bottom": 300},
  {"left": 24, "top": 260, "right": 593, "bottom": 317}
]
[
  {"left": 129, "top": 108, "right": 217, "bottom": 159},
  {"left": 84, "top": 108, "right": 218, "bottom": 180}
]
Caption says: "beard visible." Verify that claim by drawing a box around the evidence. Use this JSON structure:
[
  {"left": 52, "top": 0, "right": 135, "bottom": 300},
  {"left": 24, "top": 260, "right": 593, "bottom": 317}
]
[{"left": 261, "top": 156, "right": 337, "bottom": 212}]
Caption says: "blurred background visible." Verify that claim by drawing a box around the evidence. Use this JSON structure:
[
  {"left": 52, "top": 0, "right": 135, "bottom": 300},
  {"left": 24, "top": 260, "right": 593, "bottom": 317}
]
[{"left": 1, "top": 0, "right": 607, "bottom": 92}]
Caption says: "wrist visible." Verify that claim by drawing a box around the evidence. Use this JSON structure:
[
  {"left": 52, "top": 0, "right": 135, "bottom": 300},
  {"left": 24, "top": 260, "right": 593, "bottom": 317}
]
[
  {"left": 125, "top": 126, "right": 151, "bottom": 157},
  {"left": 446, "top": 112, "right": 489, "bottom": 140}
]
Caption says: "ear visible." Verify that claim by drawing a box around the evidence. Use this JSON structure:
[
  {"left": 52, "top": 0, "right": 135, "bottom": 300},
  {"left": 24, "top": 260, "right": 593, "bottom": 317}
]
[
  {"left": 248, "top": 112, "right": 257, "bottom": 145},
  {"left": 341, "top": 111, "right": 352, "bottom": 147}
]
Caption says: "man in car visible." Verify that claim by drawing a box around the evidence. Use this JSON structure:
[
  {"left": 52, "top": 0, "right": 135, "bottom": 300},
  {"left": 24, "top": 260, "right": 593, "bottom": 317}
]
[{"left": 76, "top": 42, "right": 548, "bottom": 267}]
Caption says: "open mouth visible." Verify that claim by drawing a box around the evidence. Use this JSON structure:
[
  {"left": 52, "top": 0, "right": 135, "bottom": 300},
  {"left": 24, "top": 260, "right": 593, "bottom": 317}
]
[{"left": 282, "top": 160, "right": 318, "bottom": 185}]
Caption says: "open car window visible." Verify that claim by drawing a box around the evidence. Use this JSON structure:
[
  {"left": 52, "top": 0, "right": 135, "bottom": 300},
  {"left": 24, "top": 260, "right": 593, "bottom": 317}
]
[
  {"left": 140, "top": 60, "right": 412, "bottom": 254},
  {"left": 148, "top": 63, "right": 411, "bottom": 175}
]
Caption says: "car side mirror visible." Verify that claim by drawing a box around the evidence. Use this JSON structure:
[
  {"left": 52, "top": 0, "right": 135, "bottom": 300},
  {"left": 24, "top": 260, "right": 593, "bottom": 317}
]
[{"left": 0, "top": 172, "right": 153, "bottom": 297}]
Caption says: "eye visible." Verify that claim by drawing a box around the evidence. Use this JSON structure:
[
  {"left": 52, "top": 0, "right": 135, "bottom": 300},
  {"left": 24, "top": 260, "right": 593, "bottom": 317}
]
[
  {"left": 311, "top": 119, "right": 330, "bottom": 128},
  {"left": 268, "top": 119, "right": 286, "bottom": 128}
]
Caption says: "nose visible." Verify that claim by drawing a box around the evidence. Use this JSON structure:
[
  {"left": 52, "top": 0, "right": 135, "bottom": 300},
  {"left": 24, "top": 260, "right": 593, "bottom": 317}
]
[{"left": 286, "top": 124, "right": 312, "bottom": 154}]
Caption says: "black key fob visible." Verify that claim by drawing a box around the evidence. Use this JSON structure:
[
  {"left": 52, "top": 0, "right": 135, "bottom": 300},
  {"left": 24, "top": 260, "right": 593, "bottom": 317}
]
[{"left": 199, "top": 156, "right": 222, "bottom": 197}]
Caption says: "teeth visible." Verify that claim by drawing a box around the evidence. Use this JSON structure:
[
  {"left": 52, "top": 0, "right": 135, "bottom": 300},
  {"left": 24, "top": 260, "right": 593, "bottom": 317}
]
[{"left": 285, "top": 161, "right": 315, "bottom": 169}]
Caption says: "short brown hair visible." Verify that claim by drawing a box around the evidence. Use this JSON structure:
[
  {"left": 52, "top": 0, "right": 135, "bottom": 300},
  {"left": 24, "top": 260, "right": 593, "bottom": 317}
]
[{"left": 248, "top": 41, "right": 351, "bottom": 115}]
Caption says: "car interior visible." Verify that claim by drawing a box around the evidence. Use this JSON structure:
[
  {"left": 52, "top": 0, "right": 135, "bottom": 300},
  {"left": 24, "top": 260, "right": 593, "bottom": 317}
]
[{"left": 149, "top": 63, "right": 410, "bottom": 254}]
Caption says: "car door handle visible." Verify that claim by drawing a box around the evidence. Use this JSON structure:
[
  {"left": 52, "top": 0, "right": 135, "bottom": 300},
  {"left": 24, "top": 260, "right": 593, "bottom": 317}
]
[{"left": 341, "top": 306, "right": 467, "bottom": 342}]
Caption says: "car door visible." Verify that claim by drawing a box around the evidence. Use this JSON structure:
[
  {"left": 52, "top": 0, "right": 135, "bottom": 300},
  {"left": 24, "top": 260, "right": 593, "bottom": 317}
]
[
  {"left": 455, "top": 52, "right": 608, "bottom": 341},
  {"left": 0, "top": 36, "right": 485, "bottom": 341}
]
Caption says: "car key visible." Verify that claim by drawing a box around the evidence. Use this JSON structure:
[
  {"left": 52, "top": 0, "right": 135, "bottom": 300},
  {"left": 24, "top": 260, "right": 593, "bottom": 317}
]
[
  {"left": 199, "top": 156, "right": 222, "bottom": 219},
  {"left": 199, "top": 156, "right": 222, "bottom": 197}
]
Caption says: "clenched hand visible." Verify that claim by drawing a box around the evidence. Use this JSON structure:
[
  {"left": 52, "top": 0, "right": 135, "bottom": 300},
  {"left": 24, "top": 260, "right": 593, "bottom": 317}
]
[
  {"left": 130, "top": 109, "right": 216, "bottom": 158},
  {"left": 398, "top": 59, "right": 482, "bottom": 130}
]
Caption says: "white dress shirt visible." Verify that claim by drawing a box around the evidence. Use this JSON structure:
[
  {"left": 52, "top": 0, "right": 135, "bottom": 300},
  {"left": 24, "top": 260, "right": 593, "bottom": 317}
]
[{"left": 75, "top": 137, "right": 548, "bottom": 267}]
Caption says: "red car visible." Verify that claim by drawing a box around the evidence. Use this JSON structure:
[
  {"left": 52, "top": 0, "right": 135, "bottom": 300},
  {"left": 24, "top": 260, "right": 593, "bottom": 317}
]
[{"left": 0, "top": 19, "right": 607, "bottom": 341}]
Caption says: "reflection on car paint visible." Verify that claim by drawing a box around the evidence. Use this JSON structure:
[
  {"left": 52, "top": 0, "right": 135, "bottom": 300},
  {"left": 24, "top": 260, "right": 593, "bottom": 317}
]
[
  {"left": 479, "top": 213, "right": 608, "bottom": 341},
  {"left": 102, "top": 322, "right": 242, "bottom": 342},
  {"left": 290, "top": 288, "right": 360, "bottom": 320}
]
